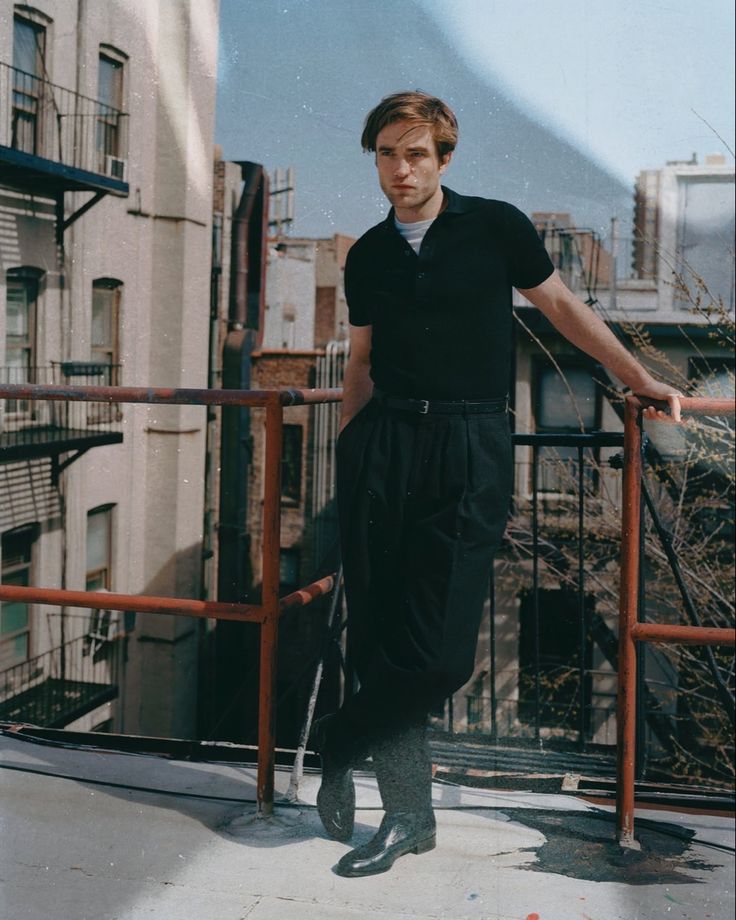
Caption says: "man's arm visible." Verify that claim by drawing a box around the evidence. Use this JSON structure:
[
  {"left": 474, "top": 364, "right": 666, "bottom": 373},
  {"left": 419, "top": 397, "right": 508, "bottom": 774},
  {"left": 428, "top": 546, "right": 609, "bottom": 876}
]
[
  {"left": 339, "top": 324, "right": 374, "bottom": 434},
  {"left": 517, "top": 271, "right": 682, "bottom": 422}
]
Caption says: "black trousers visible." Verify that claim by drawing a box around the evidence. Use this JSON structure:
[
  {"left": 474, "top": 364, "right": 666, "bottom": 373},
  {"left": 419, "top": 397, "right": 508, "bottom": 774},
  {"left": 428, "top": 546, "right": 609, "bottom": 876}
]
[{"left": 331, "top": 397, "right": 513, "bottom": 813}]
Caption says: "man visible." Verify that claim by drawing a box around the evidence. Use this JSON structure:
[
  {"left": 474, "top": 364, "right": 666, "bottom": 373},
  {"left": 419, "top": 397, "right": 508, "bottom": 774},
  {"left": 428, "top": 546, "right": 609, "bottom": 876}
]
[{"left": 314, "top": 91, "right": 680, "bottom": 878}]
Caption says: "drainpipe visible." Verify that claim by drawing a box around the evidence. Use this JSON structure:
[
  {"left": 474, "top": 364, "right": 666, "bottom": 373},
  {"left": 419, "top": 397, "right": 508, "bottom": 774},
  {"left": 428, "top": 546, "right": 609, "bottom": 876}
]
[
  {"left": 212, "top": 161, "right": 269, "bottom": 740},
  {"left": 217, "top": 162, "right": 269, "bottom": 605}
]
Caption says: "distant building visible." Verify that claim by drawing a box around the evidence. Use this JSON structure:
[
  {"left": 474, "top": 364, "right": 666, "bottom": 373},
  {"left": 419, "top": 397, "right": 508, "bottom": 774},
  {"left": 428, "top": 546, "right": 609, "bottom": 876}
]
[
  {"left": 0, "top": 0, "right": 219, "bottom": 737},
  {"left": 633, "top": 154, "right": 735, "bottom": 315},
  {"left": 454, "top": 160, "right": 735, "bottom": 748}
]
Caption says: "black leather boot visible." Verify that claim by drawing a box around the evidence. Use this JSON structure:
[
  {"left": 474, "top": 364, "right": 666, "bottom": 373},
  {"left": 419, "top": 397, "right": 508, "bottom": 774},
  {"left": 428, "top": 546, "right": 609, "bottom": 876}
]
[
  {"left": 335, "top": 810, "right": 436, "bottom": 877},
  {"left": 312, "top": 714, "right": 355, "bottom": 842}
]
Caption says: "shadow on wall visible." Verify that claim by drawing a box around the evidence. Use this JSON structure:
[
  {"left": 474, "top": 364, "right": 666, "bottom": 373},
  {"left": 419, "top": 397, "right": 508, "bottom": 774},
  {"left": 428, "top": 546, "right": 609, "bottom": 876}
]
[{"left": 123, "top": 542, "right": 205, "bottom": 740}]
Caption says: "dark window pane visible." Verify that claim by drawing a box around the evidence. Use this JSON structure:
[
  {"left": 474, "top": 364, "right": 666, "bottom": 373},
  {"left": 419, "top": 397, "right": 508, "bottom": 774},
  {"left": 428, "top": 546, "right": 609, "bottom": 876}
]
[
  {"left": 537, "top": 366, "right": 597, "bottom": 429},
  {"left": 517, "top": 589, "right": 593, "bottom": 731},
  {"left": 13, "top": 18, "right": 43, "bottom": 76},
  {"left": 98, "top": 55, "right": 123, "bottom": 108},
  {"left": 281, "top": 425, "right": 303, "bottom": 503},
  {"left": 279, "top": 548, "right": 300, "bottom": 588}
]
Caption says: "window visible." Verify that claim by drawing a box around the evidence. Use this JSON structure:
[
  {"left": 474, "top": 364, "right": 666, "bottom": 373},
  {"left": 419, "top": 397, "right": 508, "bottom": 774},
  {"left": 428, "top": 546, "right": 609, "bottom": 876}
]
[
  {"left": 85, "top": 507, "right": 113, "bottom": 649},
  {"left": 517, "top": 589, "right": 594, "bottom": 731},
  {"left": 12, "top": 14, "right": 46, "bottom": 155},
  {"left": 91, "top": 279, "right": 121, "bottom": 370},
  {"left": 281, "top": 424, "right": 303, "bottom": 504},
  {"left": 533, "top": 360, "right": 601, "bottom": 493},
  {"left": 279, "top": 548, "right": 300, "bottom": 590},
  {"left": 1, "top": 524, "right": 39, "bottom": 670},
  {"left": 97, "top": 49, "right": 125, "bottom": 173},
  {"left": 4, "top": 268, "right": 40, "bottom": 414}
]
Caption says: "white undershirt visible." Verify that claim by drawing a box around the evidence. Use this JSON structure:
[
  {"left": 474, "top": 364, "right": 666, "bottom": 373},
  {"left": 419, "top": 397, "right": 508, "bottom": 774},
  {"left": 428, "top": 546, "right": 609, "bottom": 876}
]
[{"left": 394, "top": 215, "right": 434, "bottom": 255}]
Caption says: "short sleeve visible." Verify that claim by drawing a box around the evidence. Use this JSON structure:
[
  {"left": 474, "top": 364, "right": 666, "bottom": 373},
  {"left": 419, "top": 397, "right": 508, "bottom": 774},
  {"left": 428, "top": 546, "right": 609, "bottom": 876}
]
[
  {"left": 503, "top": 203, "right": 555, "bottom": 290},
  {"left": 343, "top": 244, "right": 373, "bottom": 326}
]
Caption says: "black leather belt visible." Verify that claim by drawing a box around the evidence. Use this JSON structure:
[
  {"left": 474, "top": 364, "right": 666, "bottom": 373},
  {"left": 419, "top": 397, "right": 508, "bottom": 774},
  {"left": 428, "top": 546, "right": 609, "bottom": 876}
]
[{"left": 373, "top": 388, "right": 508, "bottom": 416}]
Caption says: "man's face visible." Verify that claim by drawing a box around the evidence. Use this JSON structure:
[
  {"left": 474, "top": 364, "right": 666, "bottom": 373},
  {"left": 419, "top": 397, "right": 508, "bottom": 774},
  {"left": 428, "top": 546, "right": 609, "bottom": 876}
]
[{"left": 374, "top": 120, "right": 451, "bottom": 216}]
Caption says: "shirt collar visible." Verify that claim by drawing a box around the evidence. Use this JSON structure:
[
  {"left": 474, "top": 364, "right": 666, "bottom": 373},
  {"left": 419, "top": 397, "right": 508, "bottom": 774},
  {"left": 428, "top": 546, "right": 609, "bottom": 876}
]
[{"left": 382, "top": 185, "right": 472, "bottom": 231}]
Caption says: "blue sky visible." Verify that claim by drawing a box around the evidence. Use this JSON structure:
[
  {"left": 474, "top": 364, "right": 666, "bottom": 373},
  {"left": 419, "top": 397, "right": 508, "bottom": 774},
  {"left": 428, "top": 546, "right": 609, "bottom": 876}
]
[{"left": 216, "top": 0, "right": 735, "bottom": 241}]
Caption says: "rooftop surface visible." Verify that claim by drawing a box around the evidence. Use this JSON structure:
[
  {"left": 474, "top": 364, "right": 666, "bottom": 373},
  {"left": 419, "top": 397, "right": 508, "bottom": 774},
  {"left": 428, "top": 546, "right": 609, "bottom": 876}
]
[{"left": 1, "top": 730, "right": 733, "bottom": 920}]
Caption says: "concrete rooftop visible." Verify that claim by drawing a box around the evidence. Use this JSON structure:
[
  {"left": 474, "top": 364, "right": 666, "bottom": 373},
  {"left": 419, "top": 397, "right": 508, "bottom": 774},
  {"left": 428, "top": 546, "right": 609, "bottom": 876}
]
[{"left": 1, "top": 730, "right": 733, "bottom": 920}]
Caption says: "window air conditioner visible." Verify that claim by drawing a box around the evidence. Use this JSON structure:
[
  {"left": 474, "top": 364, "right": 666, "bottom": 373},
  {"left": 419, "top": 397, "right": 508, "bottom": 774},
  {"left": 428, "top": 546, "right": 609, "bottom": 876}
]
[{"left": 105, "top": 155, "right": 127, "bottom": 181}]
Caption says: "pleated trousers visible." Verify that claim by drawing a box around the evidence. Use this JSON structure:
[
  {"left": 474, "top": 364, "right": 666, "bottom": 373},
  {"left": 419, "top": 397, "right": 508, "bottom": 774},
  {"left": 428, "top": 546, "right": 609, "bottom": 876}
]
[{"left": 330, "top": 397, "right": 513, "bottom": 813}]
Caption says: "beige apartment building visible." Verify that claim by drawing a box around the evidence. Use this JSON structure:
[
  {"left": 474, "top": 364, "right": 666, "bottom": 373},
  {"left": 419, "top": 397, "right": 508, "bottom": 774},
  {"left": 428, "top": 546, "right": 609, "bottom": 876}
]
[{"left": 0, "top": 0, "right": 219, "bottom": 738}]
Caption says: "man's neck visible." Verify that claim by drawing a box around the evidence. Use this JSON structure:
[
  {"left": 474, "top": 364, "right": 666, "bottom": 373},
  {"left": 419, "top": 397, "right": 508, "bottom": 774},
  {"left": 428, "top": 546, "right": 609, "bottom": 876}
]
[{"left": 394, "top": 186, "right": 446, "bottom": 223}]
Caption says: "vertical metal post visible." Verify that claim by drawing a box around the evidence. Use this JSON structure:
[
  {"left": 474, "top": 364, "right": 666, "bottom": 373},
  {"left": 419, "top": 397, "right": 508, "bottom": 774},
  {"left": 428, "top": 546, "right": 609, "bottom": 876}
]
[
  {"left": 489, "top": 568, "right": 498, "bottom": 743},
  {"left": 578, "top": 445, "right": 587, "bottom": 750},
  {"left": 616, "top": 398, "right": 642, "bottom": 847},
  {"left": 257, "top": 397, "right": 284, "bottom": 815},
  {"left": 532, "top": 445, "right": 541, "bottom": 747},
  {"left": 635, "top": 469, "right": 648, "bottom": 780}
]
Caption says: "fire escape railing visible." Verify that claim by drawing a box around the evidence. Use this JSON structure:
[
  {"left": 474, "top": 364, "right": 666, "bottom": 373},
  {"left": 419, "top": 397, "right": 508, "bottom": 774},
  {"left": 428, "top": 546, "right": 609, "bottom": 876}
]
[
  {"left": 0, "top": 381, "right": 341, "bottom": 815},
  {"left": 617, "top": 396, "right": 735, "bottom": 846},
  {"left": 0, "top": 628, "right": 123, "bottom": 727},
  {"left": 0, "top": 61, "right": 129, "bottom": 184}
]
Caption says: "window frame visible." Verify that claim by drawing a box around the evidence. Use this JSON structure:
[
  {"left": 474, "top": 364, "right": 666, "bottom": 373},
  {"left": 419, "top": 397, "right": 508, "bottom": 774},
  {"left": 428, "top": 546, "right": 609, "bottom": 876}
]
[
  {"left": 96, "top": 44, "right": 127, "bottom": 169},
  {"left": 85, "top": 506, "right": 115, "bottom": 649},
  {"left": 4, "top": 267, "right": 42, "bottom": 416},
  {"left": 91, "top": 278, "right": 122, "bottom": 369},
  {"left": 11, "top": 12, "right": 48, "bottom": 155},
  {"left": 532, "top": 356, "right": 603, "bottom": 495},
  {"left": 1, "top": 523, "right": 40, "bottom": 670}
]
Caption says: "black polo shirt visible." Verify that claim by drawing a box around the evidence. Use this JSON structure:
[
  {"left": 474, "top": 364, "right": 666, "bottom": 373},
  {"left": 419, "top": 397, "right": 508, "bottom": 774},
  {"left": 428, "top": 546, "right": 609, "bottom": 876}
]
[{"left": 344, "top": 186, "right": 554, "bottom": 399}]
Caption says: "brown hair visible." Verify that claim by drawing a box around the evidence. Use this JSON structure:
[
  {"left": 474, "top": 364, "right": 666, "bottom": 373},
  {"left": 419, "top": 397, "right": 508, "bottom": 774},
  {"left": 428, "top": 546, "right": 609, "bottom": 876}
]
[{"left": 360, "top": 91, "right": 458, "bottom": 159}]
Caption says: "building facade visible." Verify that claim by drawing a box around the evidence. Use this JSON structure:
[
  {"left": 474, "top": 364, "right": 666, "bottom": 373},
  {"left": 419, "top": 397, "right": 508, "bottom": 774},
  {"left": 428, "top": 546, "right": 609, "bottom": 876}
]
[{"left": 0, "top": 0, "right": 219, "bottom": 737}]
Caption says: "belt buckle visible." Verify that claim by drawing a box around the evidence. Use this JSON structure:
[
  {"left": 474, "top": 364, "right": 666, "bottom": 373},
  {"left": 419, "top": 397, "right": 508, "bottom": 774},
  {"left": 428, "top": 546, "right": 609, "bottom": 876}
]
[{"left": 418, "top": 399, "right": 429, "bottom": 415}]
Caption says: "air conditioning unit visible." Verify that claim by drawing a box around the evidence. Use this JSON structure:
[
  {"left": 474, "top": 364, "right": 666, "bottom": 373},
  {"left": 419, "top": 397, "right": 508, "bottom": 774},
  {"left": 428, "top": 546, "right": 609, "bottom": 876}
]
[
  {"left": 105, "top": 155, "right": 127, "bottom": 181},
  {"left": 84, "top": 590, "right": 118, "bottom": 656}
]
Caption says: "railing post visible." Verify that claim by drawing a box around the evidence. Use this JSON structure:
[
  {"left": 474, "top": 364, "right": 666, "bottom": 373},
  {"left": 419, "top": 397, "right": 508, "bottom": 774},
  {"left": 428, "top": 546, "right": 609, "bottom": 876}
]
[
  {"left": 257, "top": 397, "right": 284, "bottom": 815},
  {"left": 616, "top": 397, "right": 643, "bottom": 847}
]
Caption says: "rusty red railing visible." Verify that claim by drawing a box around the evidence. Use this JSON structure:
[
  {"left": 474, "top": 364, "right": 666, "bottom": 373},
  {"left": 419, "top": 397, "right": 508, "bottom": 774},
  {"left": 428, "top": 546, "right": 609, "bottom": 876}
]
[
  {"left": 0, "top": 382, "right": 341, "bottom": 814},
  {"left": 617, "top": 395, "right": 736, "bottom": 847},
  {"left": 2, "top": 384, "right": 735, "bottom": 831}
]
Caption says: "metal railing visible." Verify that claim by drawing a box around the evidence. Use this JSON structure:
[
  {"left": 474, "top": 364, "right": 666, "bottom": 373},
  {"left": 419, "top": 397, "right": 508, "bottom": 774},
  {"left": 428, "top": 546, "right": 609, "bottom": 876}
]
[
  {"left": 616, "top": 395, "right": 736, "bottom": 846},
  {"left": 0, "top": 364, "right": 122, "bottom": 446},
  {"left": 435, "top": 432, "right": 626, "bottom": 749},
  {"left": 0, "top": 628, "right": 122, "bottom": 727},
  {"left": 416, "top": 418, "right": 734, "bottom": 843},
  {"left": 0, "top": 382, "right": 733, "bottom": 840},
  {"left": 0, "top": 61, "right": 129, "bottom": 180},
  {"left": 0, "top": 380, "right": 341, "bottom": 814}
]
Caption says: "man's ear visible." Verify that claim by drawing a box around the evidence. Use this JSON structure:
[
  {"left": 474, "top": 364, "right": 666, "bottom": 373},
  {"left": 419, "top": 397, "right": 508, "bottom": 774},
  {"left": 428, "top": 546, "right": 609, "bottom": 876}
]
[{"left": 439, "top": 151, "right": 453, "bottom": 174}]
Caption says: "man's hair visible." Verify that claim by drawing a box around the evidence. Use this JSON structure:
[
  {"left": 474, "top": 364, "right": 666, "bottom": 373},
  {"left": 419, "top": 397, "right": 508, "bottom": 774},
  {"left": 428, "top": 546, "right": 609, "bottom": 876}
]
[{"left": 361, "top": 91, "right": 458, "bottom": 159}]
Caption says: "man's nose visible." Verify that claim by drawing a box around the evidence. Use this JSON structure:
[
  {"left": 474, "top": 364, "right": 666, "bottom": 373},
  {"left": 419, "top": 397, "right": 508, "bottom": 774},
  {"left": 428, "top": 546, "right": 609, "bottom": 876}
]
[{"left": 394, "top": 158, "right": 411, "bottom": 177}]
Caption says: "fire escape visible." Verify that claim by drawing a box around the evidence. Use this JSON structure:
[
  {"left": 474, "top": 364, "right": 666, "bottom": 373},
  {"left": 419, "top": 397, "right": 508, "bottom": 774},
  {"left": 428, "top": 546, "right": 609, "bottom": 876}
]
[{"left": 0, "top": 49, "right": 129, "bottom": 726}]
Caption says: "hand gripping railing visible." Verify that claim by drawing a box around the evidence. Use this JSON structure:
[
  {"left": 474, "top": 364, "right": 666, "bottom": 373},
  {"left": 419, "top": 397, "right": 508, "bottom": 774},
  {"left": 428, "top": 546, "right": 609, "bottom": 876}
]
[
  {"left": 617, "top": 395, "right": 736, "bottom": 847},
  {"left": 0, "top": 382, "right": 341, "bottom": 814}
]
